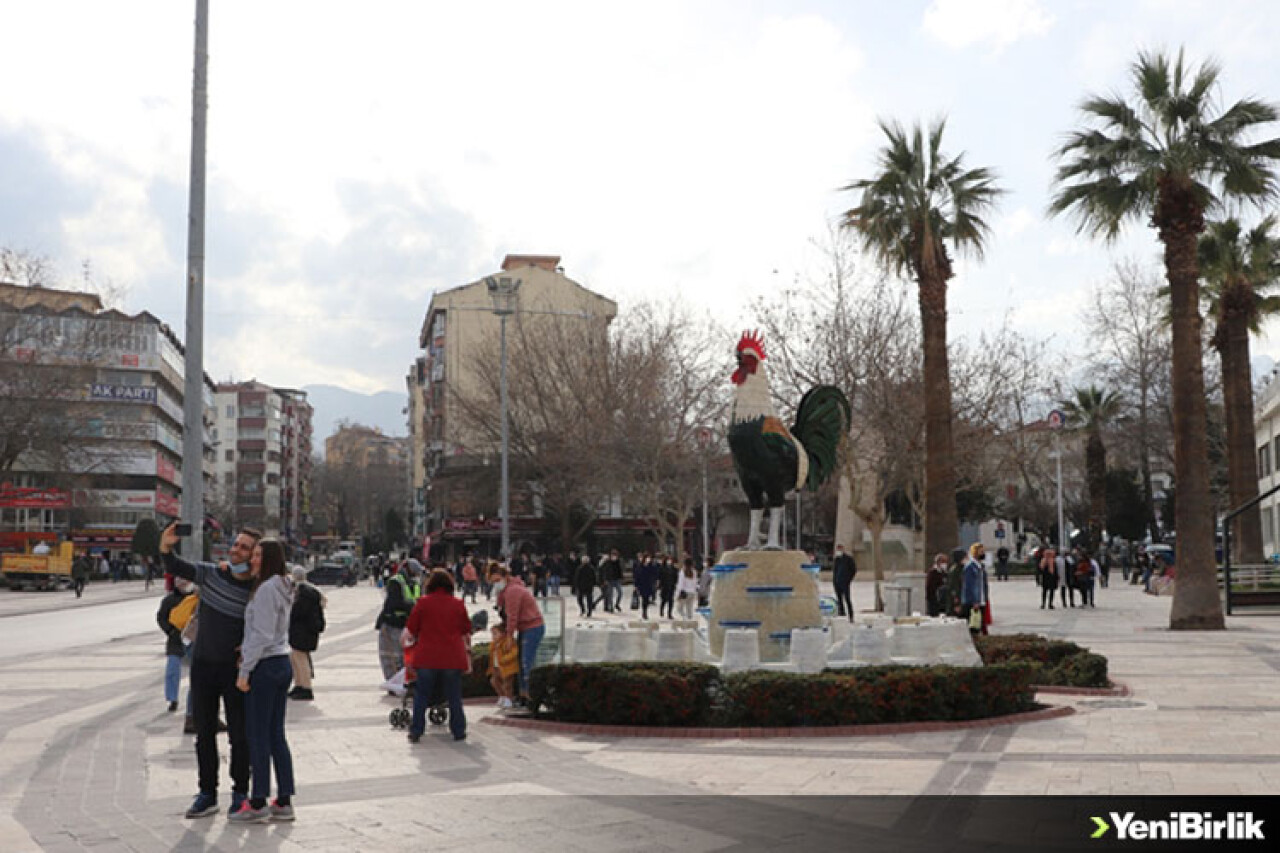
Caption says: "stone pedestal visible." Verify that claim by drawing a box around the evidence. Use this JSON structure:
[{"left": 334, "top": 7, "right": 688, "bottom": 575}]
[{"left": 709, "top": 549, "right": 824, "bottom": 663}]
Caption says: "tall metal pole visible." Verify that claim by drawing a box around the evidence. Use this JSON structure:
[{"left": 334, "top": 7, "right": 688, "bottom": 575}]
[
  {"left": 499, "top": 313, "right": 510, "bottom": 559},
  {"left": 1055, "top": 434, "right": 1065, "bottom": 551},
  {"left": 180, "top": 0, "right": 208, "bottom": 560},
  {"left": 701, "top": 453, "right": 709, "bottom": 560}
]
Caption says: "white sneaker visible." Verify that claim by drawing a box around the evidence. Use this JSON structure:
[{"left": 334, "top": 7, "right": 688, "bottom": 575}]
[{"left": 498, "top": 697, "right": 513, "bottom": 710}]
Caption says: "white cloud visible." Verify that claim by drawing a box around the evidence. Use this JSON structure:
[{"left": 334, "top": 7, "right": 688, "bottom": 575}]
[{"left": 922, "top": 0, "right": 1055, "bottom": 53}]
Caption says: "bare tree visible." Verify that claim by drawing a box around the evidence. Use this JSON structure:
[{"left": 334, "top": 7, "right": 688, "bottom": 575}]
[
  {"left": 1085, "top": 260, "right": 1173, "bottom": 541},
  {"left": 613, "top": 302, "right": 727, "bottom": 561}
]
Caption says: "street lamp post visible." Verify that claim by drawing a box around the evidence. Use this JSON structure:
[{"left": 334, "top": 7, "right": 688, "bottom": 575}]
[
  {"left": 697, "top": 427, "right": 712, "bottom": 560},
  {"left": 486, "top": 276, "right": 521, "bottom": 559},
  {"left": 180, "top": 0, "right": 209, "bottom": 561},
  {"left": 1048, "top": 408, "right": 1066, "bottom": 550}
]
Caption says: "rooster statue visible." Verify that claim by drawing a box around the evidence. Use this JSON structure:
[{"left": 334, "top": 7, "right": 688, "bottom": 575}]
[{"left": 728, "top": 330, "right": 850, "bottom": 550}]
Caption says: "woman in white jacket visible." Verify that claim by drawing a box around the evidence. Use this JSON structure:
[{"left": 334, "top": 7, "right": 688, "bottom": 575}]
[
  {"left": 231, "top": 539, "right": 296, "bottom": 823},
  {"left": 675, "top": 559, "right": 699, "bottom": 621}
]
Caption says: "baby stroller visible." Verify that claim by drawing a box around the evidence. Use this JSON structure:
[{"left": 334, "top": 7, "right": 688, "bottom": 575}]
[{"left": 387, "top": 609, "right": 487, "bottom": 731}]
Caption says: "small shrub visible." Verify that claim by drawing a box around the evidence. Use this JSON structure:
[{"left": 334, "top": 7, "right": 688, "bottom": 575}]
[
  {"left": 973, "top": 633, "right": 1110, "bottom": 688},
  {"left": 1048, "top": 652, "right": 1108, "bottom": 687},
  {"left": 462, "top": 643, "right": 495, "bottom": 698},
  {"left": 529, "top": 662, "right": 721, "bottom": 726}
]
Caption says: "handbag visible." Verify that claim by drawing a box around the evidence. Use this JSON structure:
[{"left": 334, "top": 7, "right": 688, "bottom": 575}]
[
  {"left": 968, "top": 607, "right": 983, "bottom": 630},
  {"left": 630, "top": 589, "right": 640, "bottom": 610},
  {"left": 168, "top": 592, "right": 198, "bottom": 631}
]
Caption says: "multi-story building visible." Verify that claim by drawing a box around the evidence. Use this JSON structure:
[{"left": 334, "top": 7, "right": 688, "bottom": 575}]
[
  {"left": 408, "top": 254, "right": 618, "bottom": 559},
  {"left": 1254, "top": 369, "right": 1280, "bottom": 556},
  {"left": 211, "top": 381, "right": 313, "bottom": 540},
  {"left": 0, "top": 282, "right": 214, "bottom": 556},
  {"left": 322, "top": 424, "right": 409, "bottom": 545}
]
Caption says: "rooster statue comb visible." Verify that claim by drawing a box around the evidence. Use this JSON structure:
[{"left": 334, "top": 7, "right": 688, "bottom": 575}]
[{"left": 728, "top": 330, "right": 851, "bottom": 549}]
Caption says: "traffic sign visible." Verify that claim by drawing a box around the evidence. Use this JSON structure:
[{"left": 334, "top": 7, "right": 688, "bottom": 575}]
[{"left": 1047, "top": 409, "right": 1066, "bottom": 430}]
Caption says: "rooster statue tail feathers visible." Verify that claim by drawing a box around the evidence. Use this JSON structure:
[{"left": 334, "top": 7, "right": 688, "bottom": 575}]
[{"left": 792, "top": 385, "right": 852, "bottom": 491}]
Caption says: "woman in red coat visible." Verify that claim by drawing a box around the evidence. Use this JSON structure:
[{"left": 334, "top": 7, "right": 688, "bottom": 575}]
[{"left": 404, "top": 570, "right": 472, "bottom": 743}]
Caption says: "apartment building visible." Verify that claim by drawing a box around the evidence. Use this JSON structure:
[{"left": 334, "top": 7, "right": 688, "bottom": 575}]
[
  {"left": 211, "top": 381, "right": 313, "bottom": 539},
  {"left": 0, "top": 282, "right": 214, "bottom": 555}
]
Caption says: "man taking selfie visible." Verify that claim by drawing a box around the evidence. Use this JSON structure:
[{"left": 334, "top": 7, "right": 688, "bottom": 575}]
[{"left": 160, "top": 522, "right": 262, "bottom": 819}]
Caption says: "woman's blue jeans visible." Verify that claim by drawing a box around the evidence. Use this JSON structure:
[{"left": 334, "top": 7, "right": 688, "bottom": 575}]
[
  {"left": 518, "top": 624, "right": 545, "bottom": 695},
  {"left": 409, "top": 668, "right": 465, "bottom": 740},
  {"left": 245, "top": 655, "right": 295, "bottom": 800}
]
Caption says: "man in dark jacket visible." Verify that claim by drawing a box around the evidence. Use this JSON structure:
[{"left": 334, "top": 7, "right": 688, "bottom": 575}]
[
  {"left": 598, "top": 550, "right": 623, "bottom": 613},
  {"left": 574, "top": 555, "right": 597, "bottom": 616},
  {"left": 159, "top": 522, "right": 261, "bottom": 820},
  {"left": 832, "top": 544, "right": 857, "bottom": 621},
  {"left": 288, "top": 566, "right": 326, "bottom": 701}
]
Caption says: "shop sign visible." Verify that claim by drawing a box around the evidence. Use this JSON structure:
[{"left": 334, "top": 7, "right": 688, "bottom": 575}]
[
  {"left": 90, "top": 383, "right": 157, "bottom": 404},
  {"left": 0, "top": 485, "right": 70, "bottom": 509}
]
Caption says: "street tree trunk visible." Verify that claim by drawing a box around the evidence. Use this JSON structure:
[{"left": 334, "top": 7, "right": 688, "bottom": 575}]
[
  {"left": 1157, "top": 179, "right": 1225, "bottom": 630},
  {"left": 1216, "top": 285, "right": 1264, "bottom": 565},
  {"left": 1085, "top": 430, "right": 1107, "bottom": 550},
  {"left": 917, "top": 270, "right": 959, "bottom": 568}
]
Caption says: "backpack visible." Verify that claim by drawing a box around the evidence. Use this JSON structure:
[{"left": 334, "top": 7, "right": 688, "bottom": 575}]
[{"left": 168, "top": 592, "right": 198, "bottom": 631}]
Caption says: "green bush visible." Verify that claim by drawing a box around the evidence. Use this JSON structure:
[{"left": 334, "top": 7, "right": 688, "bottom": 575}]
[
  {"left": 463, "top": 643, "right": 495, "bottom": 698},
  {"left": 724, "top": 663, "right": 1035, "bottom": 727},
  {"left": 529, "top": 662, "right": 722, "bottom": 726},
  {"left": 973, "top": 633, "right": 1109, "bottom": 687},
  {"left": 527, "top": 661, "right": 1036, "bottom": 728},
  {"left": 1047, "top": 652, "right": 1109, "bottom": 687}
]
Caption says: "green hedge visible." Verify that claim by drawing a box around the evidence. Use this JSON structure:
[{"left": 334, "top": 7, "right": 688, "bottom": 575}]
[
  {"left": 462, "top": 643, "right": 496, "bottom": 698},
  {"left": 528, "top": 661, "right": 1037, "bottom": 728},
  {"left": 974, "top": 633, "right": 1110, "bottom": 687},
  {"left": 529, "top": 662, "right": 721, "bottom": 726}
]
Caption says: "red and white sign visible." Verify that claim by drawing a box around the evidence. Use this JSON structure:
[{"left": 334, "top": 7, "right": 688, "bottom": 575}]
[
  {"left": 120, "top": 353, "right": 139, "bottom": 367},
  {"left": 72, "top": 489, "right": 156, "bottom": 509},
  {"left": 155, "top": 490, "right": 181, "bottom": 517},
  {"left": 0, "top": 486, "right": 70, "bottom": 509},
  {"left": 156, "top": 454, "right": 179, "bottom": 484}
]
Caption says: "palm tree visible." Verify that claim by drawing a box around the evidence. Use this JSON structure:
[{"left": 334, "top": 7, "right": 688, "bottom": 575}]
[
  {"left": 842, "top": 119, "right": 1003, "bottom": 565},
  {"left": 1061, "top": 386, "right": 1123, "bottom": 550},
  {"left": 1049, "top": 48, "right": 1280, "bottom": 630},
  {"left": 1200, "top": 216, "right": 1280, "bottom": 565}
]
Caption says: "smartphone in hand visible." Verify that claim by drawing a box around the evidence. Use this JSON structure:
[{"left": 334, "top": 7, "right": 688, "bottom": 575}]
[{"left": 174, "top": 522, "right": 194, "bottom": 537}]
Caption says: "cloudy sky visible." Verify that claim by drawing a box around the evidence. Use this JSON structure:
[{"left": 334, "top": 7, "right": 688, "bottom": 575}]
[{"left": 3, "top": 0, "right": 1280, "bottom": 398}]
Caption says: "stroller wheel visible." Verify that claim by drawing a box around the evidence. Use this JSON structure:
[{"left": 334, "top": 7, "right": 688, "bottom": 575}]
[
  {"left": 428, "top": 706, "right": 448, "bottom": 726},
  {"left": 390, "top": 708, "right": 409, "bottom": 729}
]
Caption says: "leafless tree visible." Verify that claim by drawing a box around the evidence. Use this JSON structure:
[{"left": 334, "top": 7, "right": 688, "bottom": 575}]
[{"left": 1085, "top": 259, "right": 1174, "bottom": 540}]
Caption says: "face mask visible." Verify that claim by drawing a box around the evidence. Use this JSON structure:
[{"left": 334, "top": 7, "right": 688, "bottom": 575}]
[
  {"left": 175, "top": 580, "right": 194, "bottom": 594},
  {"left": 229, "top": 562, "right": 250, "bottom": 576}
]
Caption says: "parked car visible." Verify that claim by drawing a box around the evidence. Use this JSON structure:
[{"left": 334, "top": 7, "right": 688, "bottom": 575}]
[{"left": 309, "top": 561, "right": 356, "bottom": 586}]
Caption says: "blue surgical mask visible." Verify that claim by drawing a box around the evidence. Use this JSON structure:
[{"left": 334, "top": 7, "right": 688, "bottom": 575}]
[{"left": 229, "top": 562, "right": 250, "bottom": 576}]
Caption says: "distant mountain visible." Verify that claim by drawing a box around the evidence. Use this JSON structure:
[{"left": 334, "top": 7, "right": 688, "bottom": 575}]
[{"left": 302, "top": 384, "right": 407, "bottom": 453}]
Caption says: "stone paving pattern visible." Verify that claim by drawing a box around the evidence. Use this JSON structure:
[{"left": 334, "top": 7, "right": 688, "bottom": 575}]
[{"left": 1, "top": 574, "right": 1278, "bottom": 851}]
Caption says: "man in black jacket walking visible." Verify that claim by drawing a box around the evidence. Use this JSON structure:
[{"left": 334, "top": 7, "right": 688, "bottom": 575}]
[{"left": 832, "top": 545, "right": 857, "bottom": 622}]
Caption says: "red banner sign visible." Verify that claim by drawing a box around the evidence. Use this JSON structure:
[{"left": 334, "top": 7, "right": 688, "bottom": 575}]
[{"left": 0, "top": 486, "right": 70, "bottom": 509}]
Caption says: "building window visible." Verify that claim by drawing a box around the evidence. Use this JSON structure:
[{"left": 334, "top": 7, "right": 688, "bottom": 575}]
[
  {"left": 1265, "top": 505, "right": 1275, "bottom": 549},
  {"left": 225, "top": 449, "right": 234, "bottom": 462},
  {"left": 1261, "top": 445, "right": 1272, "bottom": 479},
  {"left": 225, "top": 404, "right": 235, "bottom": 417}
]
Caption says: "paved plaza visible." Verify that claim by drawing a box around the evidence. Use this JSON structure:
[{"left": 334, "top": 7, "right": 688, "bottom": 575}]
[{"left": 0, "top": 574, "right": 1277, "bottom": 851}]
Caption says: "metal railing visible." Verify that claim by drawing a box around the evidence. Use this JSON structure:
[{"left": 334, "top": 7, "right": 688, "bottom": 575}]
[{"left": 1221, "top": 482, "right": 1280, "bottom": 615}]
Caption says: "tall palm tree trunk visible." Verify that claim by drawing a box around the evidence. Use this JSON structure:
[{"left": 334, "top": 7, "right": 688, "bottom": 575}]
[
  {"left": 1218, "top": 294, "right": 1264, "bottom": 564},
  {"left": 1086, "top": 432, "right": 1106, "bottom": 550},
  {"left": 1158, "top": 184, "right": 1225, "bottom": 629},
  {"left": 919, "top": 274, "right": 959, "bottom": 564}
]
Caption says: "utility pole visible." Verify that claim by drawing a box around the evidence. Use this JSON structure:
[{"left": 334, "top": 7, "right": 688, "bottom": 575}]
[
  {"left": 1048, "top": 408, "right": 1066, "bottom": 550},
  {"left": 180, "top": 0, "right": 209, "bottom": 560}
]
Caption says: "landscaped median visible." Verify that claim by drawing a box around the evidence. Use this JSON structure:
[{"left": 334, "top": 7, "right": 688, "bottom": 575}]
[{"left": 476, "top": 631, "right": 1113, "bottom": 737}]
